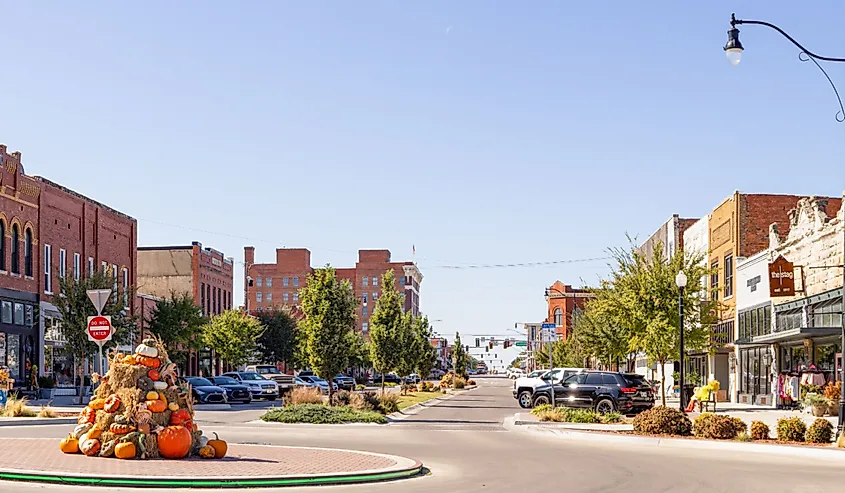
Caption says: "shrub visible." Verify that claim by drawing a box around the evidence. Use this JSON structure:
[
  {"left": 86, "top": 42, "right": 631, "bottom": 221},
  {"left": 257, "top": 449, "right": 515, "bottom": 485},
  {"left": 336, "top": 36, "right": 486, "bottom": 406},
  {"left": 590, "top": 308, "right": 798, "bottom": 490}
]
[
  {"left": 750, "top": 421, "right": 770, "bottom": 440},
  {"left": 567, "top": 409, "right": 601, "bottom": 424},
  {"left": 378, "top": 393, "right": 400, "bottom": 414},
  {"left": 37, "top": 406, "right": 57, "bottom": 418},
  {"left": 824, "top": 381, "right": 841, "bottom": 400},
  {"left": 355, "top": 384, "right": 366, "bottom": 391},
  {"left": 632, "top": 406, "right": 692, "bottom": 436},
  {"left": 694, "top": 413, "right": 747, "bottom": 440},
  {"left": 330, "top": 390, "right": 352, "bottom": 406},
  {"left": 287, "top": 387, "right": 324, "bottom": 406},
  {"left": 359, "top": 392, "right": 382, "bottom": 412},
  {"left": 806, "top": 418, "right": 834, "bottom": 444},
  {"left": 601, "top": 412, "right": 624, "bottom": 424},
  {"left": 261, "top": 404, "right": 387, "bottom": 424},
  {"left": 440, "top": 373, "right": 455, "bottom": 387},
  {"left": 423, "top": 381, "right": 435, "bottom": 391},
  {"left": 347, "top": 392, "right": 374, "bottom": 412},
  {"left": 37, "top": 376, "right": 56, "bottom": 389},
  {"left": 536, "top": 408, "right": 567, "bottom": 422},
  {"left": 776, "top": 417, "right": 807, "bottom": 442},
  {"left": 531, "top": 403, "right": 553, "bottom": 416},
  {"left": 735, "top": 430, "right": 751, "bottom": 442},
  {"left": 453, "top": 377, "right": 466, "bottom": 389},
  {"left": 1, "top": 395, "right": 36, "bottom": 417},
  {"left": 467, "top": 379, "right": 476, "bottom": 386},
  {"left": 803, "top": 393, "right": 830, "bottom": 410}
]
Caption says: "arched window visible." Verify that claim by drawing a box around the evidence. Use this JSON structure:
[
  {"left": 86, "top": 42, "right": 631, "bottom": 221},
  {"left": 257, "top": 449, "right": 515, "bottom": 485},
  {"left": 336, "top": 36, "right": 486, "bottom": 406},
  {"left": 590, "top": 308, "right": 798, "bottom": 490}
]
[
  {"left": 24, "top": 229, "right": 33, "bottom": 277},
  {"left": 553, "top": 308, "right": 563, "bottom": 326},
  {"left": 0, "top": 221, "right": 5, "bottom": 272},
  {"left": 10, "top": 225, "right": 19, "bottom": 275}
]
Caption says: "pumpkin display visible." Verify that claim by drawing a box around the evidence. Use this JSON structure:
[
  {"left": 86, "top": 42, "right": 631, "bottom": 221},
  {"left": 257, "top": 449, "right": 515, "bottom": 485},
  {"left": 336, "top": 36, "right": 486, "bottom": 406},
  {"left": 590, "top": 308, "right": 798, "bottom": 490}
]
[
  {"left": 123, "top": 355, "right": 136, "bottom": 365},
  {"left": 110, "top": 423, "right": 135, "bottom": 435},
  {"left": 145, "top": 399, "right": 166, "bottom": 413},
  {"left": 115, "top": 441, "right": 136, "bottom": 459},
  {"left": 80, "top": 438, "right": 101, "bottom": 456},
  {"left": 138, "top": 422, "right": 151, "bottom": 435},
  {"left": 113, "top": 414, "right": 131, "bottom": 425},
  {"left": 72, "top": 423, "right": 93, "bottom": 439},
  {"left": 89, "top": 398, "right": 106, "bottom": 410},
  {"left": 135, "top": 340, "right": 159, "bottom": 358},
  {"left": 78, "top": 407, "right": 96, "bottom": 424},
  {"left": 86, "top": 424, "right": 103, "bottom": 440},
  {"left": 145, "top": 391, "right": 159, "bottom": 401},
  {"left": 104, "top": 395, "right": 121, "bottom": 413},
  {"left": 158, "top": 393, "right": 168, "bottom": 406},
  {"left": 198, "top": 445, "right": 216, "bottom": 459},
  {"left": 136, "top": 376, "right": 154, "bottom": 392},
  {"left": 169, "top": 409, "right": 192, "bottom": 428},
  {"left": 153, "top": 381, "right": 168, "bottom": 391},
  {"left": 207, "top": 433, "right": 227, "bottom": 459},
  {"left": 168, "top": 402, "right": 179, "bottom": 412},
  {"left": 137, "top": 356, "right": 161, "bottom": 368},
  {"left": 147, "top": 369, "right": 160, "bottom": 381},
  {"left": 157, "top": 426, "right": 192, "bottom": 459},
  {"left": 99, "top": 439, "right": 118, "bottom": 458},
  {"left": 60, "top": 435, "right": 79, "bottom": 454}
]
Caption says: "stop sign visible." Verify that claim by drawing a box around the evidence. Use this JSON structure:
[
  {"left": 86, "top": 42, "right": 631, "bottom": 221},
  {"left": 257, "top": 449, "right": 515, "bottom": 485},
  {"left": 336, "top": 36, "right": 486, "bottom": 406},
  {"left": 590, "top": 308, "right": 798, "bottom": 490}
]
[{"left": 87, "top": 315, "right": 112, "bottom": 342}]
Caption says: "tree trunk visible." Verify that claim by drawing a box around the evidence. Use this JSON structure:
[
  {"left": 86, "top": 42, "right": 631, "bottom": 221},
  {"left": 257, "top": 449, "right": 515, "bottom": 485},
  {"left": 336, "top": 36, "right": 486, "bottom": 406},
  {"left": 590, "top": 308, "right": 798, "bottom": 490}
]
[
  {"left": 660, "top": 360, "right": 667, "bottom": 407},
  {"left": 77, "top": 356, "right": 85, "bottom": 406},
  {"left": 328, "top": 382, "right": 334, "bottom": 407},
  {"left": 381, "top": 374, "right": 385, "bottom": 396}
]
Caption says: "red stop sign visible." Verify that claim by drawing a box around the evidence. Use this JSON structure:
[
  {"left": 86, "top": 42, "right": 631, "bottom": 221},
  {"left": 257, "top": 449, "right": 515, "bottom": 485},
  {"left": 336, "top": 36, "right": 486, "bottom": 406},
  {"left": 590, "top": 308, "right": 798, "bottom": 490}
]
[{"left": 87, "top": 315, "right": 112, "bottom": 341}]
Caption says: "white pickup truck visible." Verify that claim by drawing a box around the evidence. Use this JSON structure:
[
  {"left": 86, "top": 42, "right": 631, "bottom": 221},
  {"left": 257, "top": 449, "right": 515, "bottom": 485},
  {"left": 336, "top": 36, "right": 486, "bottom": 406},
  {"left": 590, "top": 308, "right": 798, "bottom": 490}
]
[
  {"left": 244, "top": 365, "right": 296, "bottom": 395},
  {"left": 512, "top": 367, "right": 586, "bottom": 408}
]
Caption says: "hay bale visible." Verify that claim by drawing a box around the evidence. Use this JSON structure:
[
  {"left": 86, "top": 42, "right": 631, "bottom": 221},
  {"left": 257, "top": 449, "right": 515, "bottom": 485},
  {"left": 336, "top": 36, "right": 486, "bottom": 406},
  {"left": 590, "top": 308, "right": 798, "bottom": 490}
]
[{"left": 144, "top": 433, "right": 160, "bottom": 459}]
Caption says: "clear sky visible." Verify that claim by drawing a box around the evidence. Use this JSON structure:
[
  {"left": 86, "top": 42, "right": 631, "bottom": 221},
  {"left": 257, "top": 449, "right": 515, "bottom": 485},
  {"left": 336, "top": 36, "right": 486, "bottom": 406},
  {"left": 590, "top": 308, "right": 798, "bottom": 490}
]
[{"left": 2, "top": 2, "right": 843, "bottom": 338}]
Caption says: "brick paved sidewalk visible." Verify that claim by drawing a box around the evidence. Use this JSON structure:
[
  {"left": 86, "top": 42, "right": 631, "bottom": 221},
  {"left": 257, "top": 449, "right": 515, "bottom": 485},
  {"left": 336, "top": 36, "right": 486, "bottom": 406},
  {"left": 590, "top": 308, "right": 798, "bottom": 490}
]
[{"left": 0, "top": 438, "right": 421, "bottom": 480}]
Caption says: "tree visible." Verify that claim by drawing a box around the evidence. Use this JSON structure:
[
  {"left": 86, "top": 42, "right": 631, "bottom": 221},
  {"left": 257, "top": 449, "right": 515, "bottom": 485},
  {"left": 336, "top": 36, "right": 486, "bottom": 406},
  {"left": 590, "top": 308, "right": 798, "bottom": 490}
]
[
  {"left": 54, "top": 271, "right": 137, "bottom": 404},
  {"left": 202, "top": 310, "right": 264, "bottom": 368},
  {"left": 298, "top": 266, "right": 357, "bottom": 405},
  {"left": 413, "top": 316, "right": 437, "bottom": 382},
  {"left": 370, "top": 269, "right": 404, "bottom": 393},
  {"left": 395, "top": 312, "right": 418, "bottom": 394},
  {"left": 345, "top": 331, "right": 371, "bottom": 374},
  {"left": 146, "top": 291, "right": 206, "bottom": 368},
  {"left": 255, "top": 307, "right": 298, "bottom": 367},
  {"left": 453, "top": 332, "right": 468, "bottom": 378}
]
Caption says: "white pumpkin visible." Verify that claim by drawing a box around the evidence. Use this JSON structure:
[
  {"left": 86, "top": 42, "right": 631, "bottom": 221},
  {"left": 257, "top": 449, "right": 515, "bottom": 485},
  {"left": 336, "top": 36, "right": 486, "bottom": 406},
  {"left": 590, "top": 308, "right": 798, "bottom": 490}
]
[
  {"left": 199, "top": 435, "right": 209, "bottom": 447},
  {"left": 135, "top": 343, "right": 158, "bottom": 358},
  {"left": 153, "top": 381, "right": 168, "bottom": 391},
  {"left": 72, "top": 423, "right": 93, "bottom": 439}
]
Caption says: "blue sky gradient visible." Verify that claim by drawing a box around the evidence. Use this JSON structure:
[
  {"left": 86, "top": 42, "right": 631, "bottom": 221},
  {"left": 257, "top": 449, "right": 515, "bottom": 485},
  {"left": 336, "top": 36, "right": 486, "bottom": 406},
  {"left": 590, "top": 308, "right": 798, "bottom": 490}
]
[{"left": 1, "top": 1, "right": 843, "bottom": 337}]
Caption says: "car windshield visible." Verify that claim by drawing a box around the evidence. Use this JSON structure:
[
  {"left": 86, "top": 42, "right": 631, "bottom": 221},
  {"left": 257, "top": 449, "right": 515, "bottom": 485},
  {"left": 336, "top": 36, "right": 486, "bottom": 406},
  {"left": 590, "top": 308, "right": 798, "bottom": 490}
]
[
  {"left": 256, "top": 367, "right": 281, "bottom": 374},
  {"left": 188, "top": 378, "right": 214, "bottom": 387},
  {"left": 239, "top": 373, "right": 266, "bottom": 381},
  {"left": 212, "top": 377, "right": 238, "bottom": 385},
  {"left": 312, "top": 378, "right": 328, "bottom": 384},
  {"left": 527, "top": 371, "right": 545, "bottom": 378}
]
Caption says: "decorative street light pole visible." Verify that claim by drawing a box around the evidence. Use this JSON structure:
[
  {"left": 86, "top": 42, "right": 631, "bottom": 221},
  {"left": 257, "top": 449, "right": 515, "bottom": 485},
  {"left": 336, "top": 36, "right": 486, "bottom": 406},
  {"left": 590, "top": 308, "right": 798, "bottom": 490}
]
[
  {"left": 675, "top": 271, "right": 688, "bottom": 412},
  {"left": 724, "top": 13, "right": 845, "bottom": 437}
]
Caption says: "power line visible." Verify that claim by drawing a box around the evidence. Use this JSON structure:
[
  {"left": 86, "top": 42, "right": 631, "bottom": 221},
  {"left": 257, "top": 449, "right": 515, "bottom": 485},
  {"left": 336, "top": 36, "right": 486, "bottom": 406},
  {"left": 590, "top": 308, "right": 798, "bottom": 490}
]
[{"left": 428, "top": 257, "right": 611, "bottom": 269}]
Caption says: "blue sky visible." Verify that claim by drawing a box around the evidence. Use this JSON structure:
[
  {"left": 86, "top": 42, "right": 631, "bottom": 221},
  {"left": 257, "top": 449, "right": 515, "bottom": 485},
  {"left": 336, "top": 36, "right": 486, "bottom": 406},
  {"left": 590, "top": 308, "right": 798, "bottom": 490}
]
[{"left": 2, "top": 2, "right": 843, "bottom": 338}]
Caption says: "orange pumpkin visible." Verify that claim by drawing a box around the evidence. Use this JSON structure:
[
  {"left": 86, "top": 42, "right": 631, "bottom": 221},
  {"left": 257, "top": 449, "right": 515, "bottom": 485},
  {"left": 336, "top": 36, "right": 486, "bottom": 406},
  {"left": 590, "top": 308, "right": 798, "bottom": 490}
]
[
  {"left": 207, "top": 432, "right": 227, "bottom": 459},
  {"left": 89, "top": 398, "right": 105, "bottom": 410},
  {"left": 60, "top": 435, "right": 79, "bottom": 454},
  {"left": 115, "top": 441, "right": 136, "bottom": 459},
  {"left": 104, "top": 395, "right": 121, "bottom": 413},
  {"left": 110, "top": 423, "right": 135, "bottom": 435},
  {"left": 157, "top": 426, "right": 192, "bottom": 459},
  {"left": 123, "top": 355, "right": 136, "bottom": 365},
  {"left": 86, "top": 424, "right": 103, "bottom": 440},
  {"left": 145, "top": 391, "right": 159, "bottom": 401},
  {"left": 146, "top": 399, "right": 167, "bottom": 413},
  {"left": 137, "top": 356, "right": 161, "bottom": 368},
  {"left": 78, "top": 407, "right": 96, "bottom": 424},
  {"left": 169, "top": 409, "right": 192, "bottom": 428},
  {"left": 198, "top": 445, "right": 215, "bottom": 458},
  {"left": 147, "top": 369, "right": 160, "bottom": 381}
]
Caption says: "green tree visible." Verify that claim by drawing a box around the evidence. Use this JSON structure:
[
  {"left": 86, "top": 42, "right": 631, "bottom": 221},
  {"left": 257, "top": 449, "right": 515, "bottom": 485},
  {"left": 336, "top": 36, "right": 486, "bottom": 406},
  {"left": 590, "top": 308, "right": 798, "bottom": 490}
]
[
  {"left": 298, "top": 266, "right": 357, "bottom": 404},
  {"left": 345, "top": 331, "right": 371, "bottom": 373},
  {"left": 54, "top": 271, "right": 137, "bottom": 403},
  {"left": 413, "top": 316, "right": 437, "bottom": 382},
  {"left": 146, "top": 291, "right": 206, "bottom": 368},
  {"left": 202, "top": 310, "right": 264, "bottom": 368},
  {"left": 453, "top": 332, "right": 468, "bottom": 378},
  {"left": 255, "top": 307, "right": 298, "bottom": 367},
  {"left": 369, "top": 269, "right": 404, "bottom": 393}
]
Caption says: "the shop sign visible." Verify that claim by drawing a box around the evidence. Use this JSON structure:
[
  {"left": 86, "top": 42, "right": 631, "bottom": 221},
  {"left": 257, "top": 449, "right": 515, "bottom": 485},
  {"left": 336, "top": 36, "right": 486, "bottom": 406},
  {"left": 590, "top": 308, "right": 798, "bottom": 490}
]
[{"left": 768, "top": 256, "right": 796, "bottom": 297}]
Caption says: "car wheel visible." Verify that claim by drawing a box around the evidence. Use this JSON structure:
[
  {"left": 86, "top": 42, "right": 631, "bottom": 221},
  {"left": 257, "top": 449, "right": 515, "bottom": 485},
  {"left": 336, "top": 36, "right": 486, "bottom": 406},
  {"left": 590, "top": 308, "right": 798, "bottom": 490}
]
[
  {"left": 595, "top": 398, "right": 615, "bottom": 414},
  {"left": 518, "top": 391, "right": 533, "bottom": 409},
  {"left": 532, "top": 394, "right": 550, "bottom": 408}
]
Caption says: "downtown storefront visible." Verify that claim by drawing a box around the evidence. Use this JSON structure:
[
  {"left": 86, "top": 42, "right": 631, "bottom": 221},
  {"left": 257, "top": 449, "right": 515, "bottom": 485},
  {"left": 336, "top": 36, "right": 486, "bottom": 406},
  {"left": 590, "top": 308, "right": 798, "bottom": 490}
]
[{"left": 0, "top": 288, "right": 39, "bottom": 386}]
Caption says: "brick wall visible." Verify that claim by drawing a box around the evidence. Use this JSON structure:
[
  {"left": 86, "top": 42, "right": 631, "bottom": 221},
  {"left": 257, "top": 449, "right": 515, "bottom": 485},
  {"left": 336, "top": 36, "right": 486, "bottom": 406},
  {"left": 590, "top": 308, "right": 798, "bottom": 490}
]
[
  {"left": 545, "top": 281, "right": 593, "bottom": 341},
  {"left": 0, "top": 145, "right": 40, "bottom": 294},
  {"left": 195, "top": 242, "right": 234, "bottom": 317},
  {"left": 740, "top": 194, "right": 822, "bottom": 258}
]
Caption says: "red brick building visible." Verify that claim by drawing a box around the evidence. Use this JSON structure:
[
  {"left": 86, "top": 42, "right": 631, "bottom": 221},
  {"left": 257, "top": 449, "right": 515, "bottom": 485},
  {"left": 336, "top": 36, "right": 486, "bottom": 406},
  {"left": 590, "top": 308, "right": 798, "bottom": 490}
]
[
  {"left": 545, "top": 281, "right": 594, "bottom": 341},
  {"left": 244, "top": 247, "right": 423, "bottom": 334},
  {"left": 137, "top": 242, "right": 234, "bottom": 376},
  {"left": 0, "top": 143, "right": 138, "bottom": 386}
]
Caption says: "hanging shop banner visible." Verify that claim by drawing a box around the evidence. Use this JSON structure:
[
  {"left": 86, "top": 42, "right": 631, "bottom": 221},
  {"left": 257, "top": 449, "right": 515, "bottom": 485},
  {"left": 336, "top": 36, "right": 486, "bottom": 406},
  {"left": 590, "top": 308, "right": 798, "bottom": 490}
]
[{"left": 769, "top": 256, "right": 796, "bottom": 297}]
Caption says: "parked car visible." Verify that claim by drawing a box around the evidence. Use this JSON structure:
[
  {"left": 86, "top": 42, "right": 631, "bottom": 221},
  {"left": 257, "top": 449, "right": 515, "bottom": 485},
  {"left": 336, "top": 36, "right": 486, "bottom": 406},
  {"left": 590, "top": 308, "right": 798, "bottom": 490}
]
[
  {"left": 208, "top": 376, "right": 252, "bottom": 404},
  {"left": 428, "top": 369, "right": 446, "bottom": 379},
  {"left": 373, "top": 372, "right": 402, "bottom": 384},
  {"left": 222, "top": 371, "right": 279, "bottom": 400},
  {"left": 507, "top": 368, "right": 525, "bottom": 379},
  {"left": 530, "top": 371, "right": 655, "bottom": 414},
  {"left": 299, "top": 375, "right": 338, "bottom": 394},
  {"left": 513, "top": 368, "right": 587, "bottom": 409},
  {"left": 333, "top": 374, "right": 355, "bottom": 391},
  {"left": 404, "top": 374, "right": 421, "bottom": 384},
  {"left": 245, "top": 365, "right": 296, "bottom": 394},
  {"left": 185, "top": 377, "right": 228, "bottom": 404}
]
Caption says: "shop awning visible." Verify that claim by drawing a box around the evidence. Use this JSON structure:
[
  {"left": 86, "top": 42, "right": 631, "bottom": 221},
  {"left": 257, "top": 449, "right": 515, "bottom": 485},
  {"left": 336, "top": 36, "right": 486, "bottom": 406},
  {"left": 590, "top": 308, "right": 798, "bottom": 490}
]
[
  {"left": 40, "top": 301, "right": 62, "bottom": 319},
  {"left": 739, "top": 327, "right": 840, "bottom": 345}
]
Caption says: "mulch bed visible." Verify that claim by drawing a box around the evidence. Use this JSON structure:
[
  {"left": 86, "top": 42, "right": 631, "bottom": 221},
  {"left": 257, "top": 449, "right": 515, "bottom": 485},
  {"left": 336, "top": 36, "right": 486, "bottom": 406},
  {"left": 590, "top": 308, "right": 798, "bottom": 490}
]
[{"left": 572, "top": 428, "right": 839, "bottom": 448}]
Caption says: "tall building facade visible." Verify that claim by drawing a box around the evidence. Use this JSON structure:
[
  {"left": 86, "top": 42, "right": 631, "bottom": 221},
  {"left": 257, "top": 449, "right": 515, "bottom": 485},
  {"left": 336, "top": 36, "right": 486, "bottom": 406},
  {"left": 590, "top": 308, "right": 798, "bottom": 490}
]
[
  {"left": 243, "top": 247, "right": 423, "bottom": 334},
  {"left": 0, "top": 143, "right": 138, "bottom": 387},
  {"left": 545, "top": 281, "right": 593, "bottom": 341},
  {"left": 137, "top": 242, "right": 234, "bottom": 376}
]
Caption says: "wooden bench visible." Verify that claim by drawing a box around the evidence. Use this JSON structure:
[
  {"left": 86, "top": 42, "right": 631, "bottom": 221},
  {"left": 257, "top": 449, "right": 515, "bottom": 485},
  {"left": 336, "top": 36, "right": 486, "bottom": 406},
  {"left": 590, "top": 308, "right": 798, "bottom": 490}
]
[{"left": 698, "top": 389, "right": 717, "bottom": 412}]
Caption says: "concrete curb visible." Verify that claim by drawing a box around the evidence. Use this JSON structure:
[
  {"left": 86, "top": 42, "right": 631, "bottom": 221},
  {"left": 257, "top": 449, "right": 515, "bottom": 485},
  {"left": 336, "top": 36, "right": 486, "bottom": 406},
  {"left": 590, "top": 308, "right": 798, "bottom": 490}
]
[
  {"left": 387, "top": 393, "right": 454, "bottom": 421},
  {"left": 0, "top": 417, "right": 77, "bottom": 427},
  {"left": 504, "top": 415, "right": 845, "bottom": 462}
]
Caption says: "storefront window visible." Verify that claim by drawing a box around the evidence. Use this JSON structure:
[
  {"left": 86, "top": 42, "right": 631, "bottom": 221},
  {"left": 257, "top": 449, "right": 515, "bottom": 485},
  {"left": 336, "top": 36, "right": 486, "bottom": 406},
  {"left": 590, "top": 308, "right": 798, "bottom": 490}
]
[
  {"left": 0, "top": 333, "right": 6, "bottom": 367},
  {"left": 740, "top": 347, "right": 772, "bottom": 396},
  {"left": 7, "top": 333, "right": 20, "bottom": 381},
  {"left": 25, "top": 305, "right": 33, "bottom": 327},
  {"left": 0, "top": 302, "right": 11, "bottom": 324},
  {"left": 812, "top": 299, "right": 843, "bottom": 329},
  {"left": 780, "top": 345, "right": 809, "bottom": 374},
  {"left": 13, "top": 303, "right": 24, "bottom": 325},
  {"left": 776, "top": 309, "right": 802, "bottom": 332},
  {"left": 816, "top": 342, "right": 840, "bottom": 373}
]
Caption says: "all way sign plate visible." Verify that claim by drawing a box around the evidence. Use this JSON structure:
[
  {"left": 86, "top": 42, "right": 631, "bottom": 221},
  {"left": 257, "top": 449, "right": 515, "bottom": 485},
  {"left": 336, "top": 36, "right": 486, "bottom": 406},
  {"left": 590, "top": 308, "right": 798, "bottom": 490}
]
[{"left": 87, "top": 315, "right": 112, "bottom": 342}]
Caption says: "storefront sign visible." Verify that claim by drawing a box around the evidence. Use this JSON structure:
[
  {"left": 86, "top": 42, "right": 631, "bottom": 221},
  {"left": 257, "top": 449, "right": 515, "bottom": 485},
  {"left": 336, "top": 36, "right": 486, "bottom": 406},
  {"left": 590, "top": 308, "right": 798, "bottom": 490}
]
[{"left": 768, "top": 256, "right": 795, "bottom": 297}]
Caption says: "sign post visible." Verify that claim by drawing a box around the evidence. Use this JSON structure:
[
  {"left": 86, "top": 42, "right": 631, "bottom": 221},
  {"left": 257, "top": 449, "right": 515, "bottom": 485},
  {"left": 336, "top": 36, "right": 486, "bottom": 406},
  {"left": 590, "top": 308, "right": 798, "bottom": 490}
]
[
  {"left": 86, "top": 289, "right": 112, "bottom": 376},
  {"left": 542, "top": 322, "right": 557, "bottom": 407}
]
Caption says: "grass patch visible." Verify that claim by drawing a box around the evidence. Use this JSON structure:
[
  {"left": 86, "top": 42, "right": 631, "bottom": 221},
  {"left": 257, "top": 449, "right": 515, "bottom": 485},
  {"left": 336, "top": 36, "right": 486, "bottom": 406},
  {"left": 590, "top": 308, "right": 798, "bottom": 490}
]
[
  {"left": 535, "top": 407, "right": 623, "bottom": 424},
  {"left": 2, "top": 395, "right": 36, "bottom": 417},
  {"left": 37, "top": 406, "right": 58, "bottom": 418},
  {"left": 260, "top": 404, "right": 387, "bottom": 424},
  {"left": 396, "top": 391, "right": 442, "bottom": 411}
]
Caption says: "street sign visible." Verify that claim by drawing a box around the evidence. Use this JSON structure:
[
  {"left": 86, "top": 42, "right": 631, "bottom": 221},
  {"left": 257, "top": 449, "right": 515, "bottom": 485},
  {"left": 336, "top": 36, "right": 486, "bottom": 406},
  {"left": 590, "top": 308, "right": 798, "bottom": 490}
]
[
  {"left": 87, "top": 315, "right": 112, "bottom": 342},
  {"left": 541, "top": 323, "right": 556, "bottom": 329},
  {"left": 87, "top": 289, "right": 112, "bottom": 315},
  {"left": 768, "top": 256, "right": 796, "bottom": 297},
  {"left": 515, "top": 341, "right": 527, "bottom": 347}
]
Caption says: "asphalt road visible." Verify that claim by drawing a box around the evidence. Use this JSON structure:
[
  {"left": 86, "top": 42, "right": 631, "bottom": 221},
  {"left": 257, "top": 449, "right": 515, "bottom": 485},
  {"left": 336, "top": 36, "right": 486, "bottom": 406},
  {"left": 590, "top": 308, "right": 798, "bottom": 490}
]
[{"left": 0, "top": 376, "right": 841, "bottom": 492}]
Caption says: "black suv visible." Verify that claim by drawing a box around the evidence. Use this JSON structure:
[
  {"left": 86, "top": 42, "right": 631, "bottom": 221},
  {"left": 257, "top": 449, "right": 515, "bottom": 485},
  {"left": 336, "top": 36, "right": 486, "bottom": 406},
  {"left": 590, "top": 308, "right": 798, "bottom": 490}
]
[{"left": 531, "top": 371, "right": 654, "bottom": 415}]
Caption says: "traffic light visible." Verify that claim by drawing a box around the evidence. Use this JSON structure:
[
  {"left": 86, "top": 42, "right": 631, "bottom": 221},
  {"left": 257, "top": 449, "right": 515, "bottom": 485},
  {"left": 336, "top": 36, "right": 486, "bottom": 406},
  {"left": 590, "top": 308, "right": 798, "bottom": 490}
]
[{"left": 489, "top": 341, "right": 494, "bottom": 350}]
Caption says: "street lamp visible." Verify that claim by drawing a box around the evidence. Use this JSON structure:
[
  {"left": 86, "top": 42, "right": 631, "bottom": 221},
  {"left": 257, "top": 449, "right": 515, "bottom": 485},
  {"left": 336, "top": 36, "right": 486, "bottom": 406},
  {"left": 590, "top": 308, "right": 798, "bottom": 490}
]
[
  {"left": 675, "top": 270, "right": 687, "bottom": 412},
  {"left": 724, "top": 12, "right": 845, "bottom": 437}
]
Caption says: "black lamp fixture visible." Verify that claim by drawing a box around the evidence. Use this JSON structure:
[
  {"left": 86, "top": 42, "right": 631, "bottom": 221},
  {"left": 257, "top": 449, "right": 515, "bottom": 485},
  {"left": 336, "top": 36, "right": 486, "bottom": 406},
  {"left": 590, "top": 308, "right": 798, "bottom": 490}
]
[{"left": 723, "top": 14, "right": 744, "bottom": 66}]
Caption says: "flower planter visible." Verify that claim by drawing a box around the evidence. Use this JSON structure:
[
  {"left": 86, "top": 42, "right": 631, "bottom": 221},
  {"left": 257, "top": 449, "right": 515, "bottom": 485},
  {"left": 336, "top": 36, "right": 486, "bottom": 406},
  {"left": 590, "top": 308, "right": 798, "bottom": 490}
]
[
  {"left": 812, "top": 405, "right": 827, "bottom": 417},
  {"left": 39, "top": 388, "right": 55, "bottom": 400},
  {"left": 828, "top": 403, "right": 839, "bottom": 417}
]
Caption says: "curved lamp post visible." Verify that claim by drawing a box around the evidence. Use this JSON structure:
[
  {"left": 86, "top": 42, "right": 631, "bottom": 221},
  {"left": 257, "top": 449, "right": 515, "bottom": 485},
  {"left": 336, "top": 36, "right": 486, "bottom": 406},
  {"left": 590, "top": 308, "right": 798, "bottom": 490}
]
[
  {"left": 725, "top": 13, "right": 845, "bottom": 437},
  {"left": 675, "top": 271, "right": 688, "bottom": 412}
]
